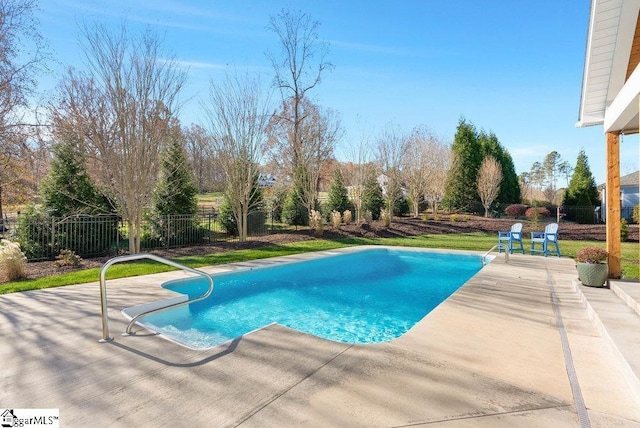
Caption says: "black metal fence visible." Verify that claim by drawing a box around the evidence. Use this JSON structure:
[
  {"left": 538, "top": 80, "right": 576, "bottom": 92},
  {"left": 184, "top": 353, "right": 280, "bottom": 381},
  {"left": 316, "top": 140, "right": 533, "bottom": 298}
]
[
  {"left": 6, "top": 211, "right": 275, "bottom": 261},
  {"left": 560, "top": 205, "right": 638, "bottom": 224}
]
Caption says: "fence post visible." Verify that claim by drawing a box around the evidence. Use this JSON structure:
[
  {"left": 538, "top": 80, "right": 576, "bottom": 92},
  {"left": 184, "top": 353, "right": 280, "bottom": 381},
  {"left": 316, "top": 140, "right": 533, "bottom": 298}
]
[{"left": 51, "top": 217, "right": 56, "bottom": 258}]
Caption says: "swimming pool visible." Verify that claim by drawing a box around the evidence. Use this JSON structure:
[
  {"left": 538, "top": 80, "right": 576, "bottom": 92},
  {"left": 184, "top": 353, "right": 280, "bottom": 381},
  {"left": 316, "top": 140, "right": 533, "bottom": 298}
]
[{"left": 124, "top": 247, "right": 484, "bottom": 349}]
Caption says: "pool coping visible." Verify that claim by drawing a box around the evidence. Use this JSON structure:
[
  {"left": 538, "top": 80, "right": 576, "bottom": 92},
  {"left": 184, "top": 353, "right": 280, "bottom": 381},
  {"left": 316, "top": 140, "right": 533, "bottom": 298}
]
[{"left": 1, "top": 247, "right": 639, "bottom": 426}]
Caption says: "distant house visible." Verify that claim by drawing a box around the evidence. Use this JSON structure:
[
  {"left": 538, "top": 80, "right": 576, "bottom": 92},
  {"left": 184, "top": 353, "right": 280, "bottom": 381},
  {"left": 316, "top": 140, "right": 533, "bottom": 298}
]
[
  {"left": 258, "top": 173, "right": 276, "bottom": 188},
  {"left": 376, "top": 173, "right": 408, "bottom": 198},
  {"left": 599, "top": 171, "right": 639, "bottom": 222}
]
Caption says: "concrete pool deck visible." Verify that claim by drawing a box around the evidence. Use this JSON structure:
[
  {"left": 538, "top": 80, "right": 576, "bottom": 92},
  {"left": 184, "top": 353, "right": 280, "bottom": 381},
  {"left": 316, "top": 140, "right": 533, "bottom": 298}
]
[{"left": 1, "top": 248, "right": 639, "bottom": 427}]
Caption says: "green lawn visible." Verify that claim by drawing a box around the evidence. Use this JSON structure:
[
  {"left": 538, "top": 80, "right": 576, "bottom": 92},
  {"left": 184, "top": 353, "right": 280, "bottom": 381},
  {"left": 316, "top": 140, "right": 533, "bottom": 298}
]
[
  {"left": 1, "top": 233, "right": 638, "bottom": 294},
  {"left": 197, "top": 193, "right": 224, "bottom": 203}
]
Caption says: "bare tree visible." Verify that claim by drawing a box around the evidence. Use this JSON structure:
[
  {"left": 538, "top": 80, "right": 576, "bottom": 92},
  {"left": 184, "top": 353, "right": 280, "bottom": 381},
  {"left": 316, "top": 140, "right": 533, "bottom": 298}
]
[
  {"left": 267, "top": 98, "right": 340, "bottom": 216},
  {"left": 297, "top": 104, "right": 340, "bottom": 214},
  {"left": 342, "top": 136, "right": 374, "bottom": 223},
  {"left": 183, "top": 123, "right": 220, "bottom": 193},
  {"left": 51, "top": 23, "right": 186, "bottom": 253},
  {"left": 541, "top": 151, "right": 572, "bottom": 204},
  {"left": 518, "top": 172, "right": 534, "bottom": 205},
  {"left": 423, "top": 136, "right": 451, "bottom": 216},
  {"left": 0, "top": 0, "right": 47, "bottom": 222},
  {"left": 203, "top": 72, "right": 272, "bottom": 241},
  {"left": 376, "top": 124, "right": 407, "bottom": 219},
  {"left": 267, "top": 9, "right": 332, "bottom": 186},
  {"left": 403, "top": 126, "right": 431, "bottom": 217},
  {"left": 477, "top": 156, "right": 503, "bottom": 217}
]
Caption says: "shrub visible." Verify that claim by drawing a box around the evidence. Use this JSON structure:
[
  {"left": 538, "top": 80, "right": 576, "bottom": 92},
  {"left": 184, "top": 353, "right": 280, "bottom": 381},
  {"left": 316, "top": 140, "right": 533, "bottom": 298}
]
[
  {"left": 380, "top": 209, "right": 391, "bottom": 227},
  {"left": 392, "top": 195, "right": 410, "bottom": 217},
  {"left": 331, "top": 210, "right": 342, "bottom": 228},
  {"left": 218, "top": 200, "right": 238, "bottom": 236},
  {"left": 525, "top": 207, "right": 550, "bottom": 219},
  {"left": 462, "top": 214, "right": 470, "bottom": 221},
  {"left": 343, "top": 210, "right": 352, "bottom": 225},
  {"left": 621, "top": 218, "right": 629, "bottom": 242},
  {"left": 281, "top": 188, "right": 308, "bottom": 226},
  {"left": 505, "top": 204, "right": 527, "bottom": 218},
  {"left": 0, "top": 239, "right": 27, "bottom": 280},
  {"left": 218, "top": 202, "right": 267, "bottom": 238},
  {"left": 450, "top": 213, "right": 459, "bottom": 222},
  {"left": 310, "top": 210, "right": 323, "bottom": 237},
  {"left": 16, "top": 206, "right": 120, "bottom": 260},
  {"left": 54, "top": 249, "right": 82, "bottom": 267},
  {"left": 362, "top": 210, "right": 373, "bottom": 224},
  {"left": 633, "top": 204, "right": 640, "bottom": 224},
  {"left": 575, "top": 247, "right": 608, "bottom": 264}
]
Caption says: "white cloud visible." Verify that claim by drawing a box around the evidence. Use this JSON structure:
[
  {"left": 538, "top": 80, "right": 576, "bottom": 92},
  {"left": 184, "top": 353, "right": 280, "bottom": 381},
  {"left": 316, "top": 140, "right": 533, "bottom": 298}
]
[{"left": 174, "top": 60, "right": 227, "bottom": 70}]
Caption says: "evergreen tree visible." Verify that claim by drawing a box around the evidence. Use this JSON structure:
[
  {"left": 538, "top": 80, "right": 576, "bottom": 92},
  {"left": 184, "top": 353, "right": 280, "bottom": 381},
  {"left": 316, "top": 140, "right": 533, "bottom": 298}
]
[
  {"left": 147, "top": 137, "right": 200, "bottom": 246},
  {"left": 152, "top": 138, "right": 198, "bottom": 216},
  {"left": 390, "top": 185, "right": 409, "bottom": 217},
  {"left": 40, "top": 133, "right": 110, "bottom": 216},
  {"left": 442, "top": 118, "right": 483, "bottom": 211},
  {"left": 361, "top": 175, "right": 385, "bottom": 220},
  {"left": 479, "top": 131, "right": 521, "bottom": 204},
  {"left": 563, "top": 150, "right": 600, "bottom": 207},
  {"left": 325, "top": 169, "right": 353, "bottom": 215},
  {"left": 576, "top": 190, "right": 594, "bottom": 224},
  {"left": 498, "top": 149, "right": 521, "bottom": 204},
  {"left": 281, "top": 180, "right": 308, "bottom": 226},
  {"left": 29, "top": 133, "right": 117, "bottom": 258}
]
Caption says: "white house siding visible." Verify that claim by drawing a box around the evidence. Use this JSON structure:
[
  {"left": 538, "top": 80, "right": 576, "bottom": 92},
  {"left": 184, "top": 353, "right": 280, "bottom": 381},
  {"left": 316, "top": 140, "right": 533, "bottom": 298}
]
[{"left": 600, "top": 171, "right": 640, "bottom": 221}]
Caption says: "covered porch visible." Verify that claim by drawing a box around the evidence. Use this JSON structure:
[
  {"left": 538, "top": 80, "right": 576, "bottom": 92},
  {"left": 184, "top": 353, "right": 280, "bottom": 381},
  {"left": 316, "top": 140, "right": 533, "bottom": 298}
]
[{"left": 577, "top": 0, "right": 640, "bottom": 278}]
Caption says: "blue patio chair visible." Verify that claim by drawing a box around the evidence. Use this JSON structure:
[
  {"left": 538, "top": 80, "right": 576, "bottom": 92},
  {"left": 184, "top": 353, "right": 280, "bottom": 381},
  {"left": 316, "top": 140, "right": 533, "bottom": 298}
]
[
  {"left": 530, "top": 223, "right": 560, "bottom": 257},
  {"left": 498, "top": 223, "right": 524, "bottom": 254}
]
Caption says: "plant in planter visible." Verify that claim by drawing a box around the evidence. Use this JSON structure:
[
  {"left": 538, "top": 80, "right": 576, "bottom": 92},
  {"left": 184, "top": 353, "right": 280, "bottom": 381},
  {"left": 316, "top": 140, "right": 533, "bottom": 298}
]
[{"left": 575, "top": 246, "right": 609, "bottom": 287}]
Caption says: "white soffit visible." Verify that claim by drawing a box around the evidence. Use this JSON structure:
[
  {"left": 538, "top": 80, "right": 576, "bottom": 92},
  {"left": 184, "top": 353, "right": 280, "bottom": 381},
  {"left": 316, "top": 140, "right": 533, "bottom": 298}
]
[
  {"left": 604, "top": 64, "right": 640, "bottom": 131},
  {"left": 577, "top": 0, "right": 640, "bottom": 128}
]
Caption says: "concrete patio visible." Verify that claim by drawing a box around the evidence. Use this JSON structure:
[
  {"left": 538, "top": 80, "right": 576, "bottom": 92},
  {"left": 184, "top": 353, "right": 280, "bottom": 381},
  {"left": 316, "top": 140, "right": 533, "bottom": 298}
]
[{"left": 1, "top": 248, "right": 639, "bottom": 427}]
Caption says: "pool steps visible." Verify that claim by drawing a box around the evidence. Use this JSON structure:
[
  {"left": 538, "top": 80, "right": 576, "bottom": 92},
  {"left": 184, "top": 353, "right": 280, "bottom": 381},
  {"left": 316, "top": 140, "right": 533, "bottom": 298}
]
[{"left": 99, "top": 254, "right": 214, "bottom": 342}]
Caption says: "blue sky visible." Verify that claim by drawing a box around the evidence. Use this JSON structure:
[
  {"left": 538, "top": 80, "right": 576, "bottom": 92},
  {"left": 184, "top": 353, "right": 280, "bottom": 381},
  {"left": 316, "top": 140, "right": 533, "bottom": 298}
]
[{"left": 36, "top": 0, "right": 639, "bottom": 185}]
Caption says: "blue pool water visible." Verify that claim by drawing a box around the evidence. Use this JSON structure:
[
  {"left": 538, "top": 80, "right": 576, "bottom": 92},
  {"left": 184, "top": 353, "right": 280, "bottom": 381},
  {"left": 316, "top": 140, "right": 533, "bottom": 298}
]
[{"left": 135, "top": 248, "right": 483, "bottom": 349}]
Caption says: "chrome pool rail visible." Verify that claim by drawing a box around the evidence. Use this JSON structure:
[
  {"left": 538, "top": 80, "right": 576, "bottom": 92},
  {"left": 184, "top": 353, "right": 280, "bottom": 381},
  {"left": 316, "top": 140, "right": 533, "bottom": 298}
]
[
  {"left": 482, "top": 243, "right": 509, "bottom": 266},
  {"left": 99, "top": 253, "right": 214, "bottom": 343}
]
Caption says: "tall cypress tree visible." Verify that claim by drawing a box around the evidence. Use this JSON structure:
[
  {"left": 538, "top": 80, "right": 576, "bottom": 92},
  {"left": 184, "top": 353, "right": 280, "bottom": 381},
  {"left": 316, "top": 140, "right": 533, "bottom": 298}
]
[
  {"left": 442, "top": 118, "right": 483, "bottom": 211},
  {"left": 563, "top": 149, "right": 600, "bottom": 207}
]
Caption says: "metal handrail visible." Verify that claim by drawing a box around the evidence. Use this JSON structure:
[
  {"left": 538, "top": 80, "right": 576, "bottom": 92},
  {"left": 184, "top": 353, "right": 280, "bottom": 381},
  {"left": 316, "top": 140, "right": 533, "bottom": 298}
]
[
  {"left": 99, "top": 253, "right": 214, "bottom": 342},
  {"left": 482, "top": 243, "right": 509, "bottom": 265}
]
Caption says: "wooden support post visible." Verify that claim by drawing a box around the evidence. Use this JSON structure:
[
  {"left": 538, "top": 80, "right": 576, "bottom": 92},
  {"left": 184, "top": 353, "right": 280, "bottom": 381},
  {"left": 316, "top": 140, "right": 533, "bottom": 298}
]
[{"left": 605, "top": 131, "right": 622, "bottom": 278}]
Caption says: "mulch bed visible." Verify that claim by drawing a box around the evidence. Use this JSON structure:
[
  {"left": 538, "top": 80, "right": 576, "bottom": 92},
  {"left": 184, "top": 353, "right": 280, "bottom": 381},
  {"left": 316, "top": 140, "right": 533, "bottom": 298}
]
[{"left": 13, "top": 216, "right": 639, "bottom": 283}]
